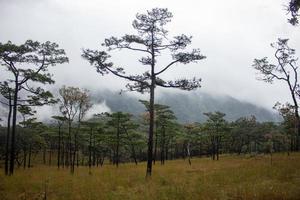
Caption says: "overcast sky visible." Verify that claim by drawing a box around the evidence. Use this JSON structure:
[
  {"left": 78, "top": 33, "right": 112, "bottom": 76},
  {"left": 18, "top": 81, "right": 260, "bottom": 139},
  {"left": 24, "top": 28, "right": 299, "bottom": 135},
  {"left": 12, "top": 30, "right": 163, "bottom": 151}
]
[{"left": 0, "top": 0, "right": 299, "bottom": 110}]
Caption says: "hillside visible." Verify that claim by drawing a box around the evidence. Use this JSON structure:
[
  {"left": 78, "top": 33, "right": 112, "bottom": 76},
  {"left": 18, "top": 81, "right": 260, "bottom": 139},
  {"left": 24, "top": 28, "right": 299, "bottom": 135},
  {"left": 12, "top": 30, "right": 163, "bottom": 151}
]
[{"left": 91, "top": 90, "right": 281, "bottom": 123}]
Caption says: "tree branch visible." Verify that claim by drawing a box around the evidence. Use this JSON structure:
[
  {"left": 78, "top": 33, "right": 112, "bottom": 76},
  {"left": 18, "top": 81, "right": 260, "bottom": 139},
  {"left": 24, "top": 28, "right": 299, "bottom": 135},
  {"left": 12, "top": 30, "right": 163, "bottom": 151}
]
[
  {"left": 19, "top": 54, "right": 46, "bottom": 85},
  {"left": 155, "top": 59, "right": 180, "bottom": 75}
]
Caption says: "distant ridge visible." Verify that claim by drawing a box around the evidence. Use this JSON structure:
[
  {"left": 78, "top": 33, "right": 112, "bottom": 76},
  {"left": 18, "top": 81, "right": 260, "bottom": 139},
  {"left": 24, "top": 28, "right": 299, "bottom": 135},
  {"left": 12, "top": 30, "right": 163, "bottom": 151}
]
[{"left": 91, "top": 90, "right": 282, "bottom": 123}]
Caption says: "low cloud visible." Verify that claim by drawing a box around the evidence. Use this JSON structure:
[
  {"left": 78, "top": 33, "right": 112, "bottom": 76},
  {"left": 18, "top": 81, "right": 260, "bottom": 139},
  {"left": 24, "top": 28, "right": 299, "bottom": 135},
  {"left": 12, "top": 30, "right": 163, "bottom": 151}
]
[{"left": 85, "top": 101, "right": 111, "bottom": 119}]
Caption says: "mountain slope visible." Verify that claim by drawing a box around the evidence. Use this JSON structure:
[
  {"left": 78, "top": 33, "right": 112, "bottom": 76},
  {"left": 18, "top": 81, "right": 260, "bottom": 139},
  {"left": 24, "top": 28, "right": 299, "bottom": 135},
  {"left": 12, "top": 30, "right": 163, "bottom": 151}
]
[{"left": 92, "top": 90, "right": 281, "bottom": 123}]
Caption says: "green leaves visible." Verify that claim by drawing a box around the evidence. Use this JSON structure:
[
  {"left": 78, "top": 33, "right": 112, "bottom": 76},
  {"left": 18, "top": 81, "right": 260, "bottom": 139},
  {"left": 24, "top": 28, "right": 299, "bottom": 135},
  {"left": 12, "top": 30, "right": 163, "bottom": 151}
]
[
  {"left": 82, "top": 49, "right": 113, "bottom": 75},
  {"left": 82, "top": 8, "right": 205, "bottom": 94},
  {"left": 173, "top": 49, "right": 206, "bottom": 64},
  {"left": 133, "top": 8, "right": 173, "bottom": 33},
  {"left": 0, "top": 40, "right": 68, "bottom": 108},
  {"left": 287, "top": 0, "right": 300, "bottom": 25},
  {"left": 0, "top": 40, "right": 68, "bottom": 67}
]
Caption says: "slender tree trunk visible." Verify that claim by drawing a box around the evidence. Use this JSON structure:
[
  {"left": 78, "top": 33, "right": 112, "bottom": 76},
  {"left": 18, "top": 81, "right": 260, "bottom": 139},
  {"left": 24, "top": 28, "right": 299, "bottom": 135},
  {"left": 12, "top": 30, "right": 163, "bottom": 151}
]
[
  {"left": 76, "top": 150, "right": 79, "bottom": 167},
  {"left": 23, "top": 148, "right": 27, "bottom": 169},
  {"left": 43, "top": 146, "right": 46, "bottom": 165},
  {"left": 67, "top": 120, "right": 71, "bottom": 167},
  {"left": 160, "top": 125, "right": 165, "bottom": 165},
  {"left": 270, "top": 146, "right": 273, "bottom": 165},
  {"left": 89, "top": 127, "right": 92, "bottom": 172},
  {"left": 9, "top": 78, "right": 19, "bottom": 175},
  {"left": 100, "top": 156, "right": 104, "bottom": 166},
  {"left": 295, "top": 114, "right": 300, "bottom": 151},
  {"left": 5, "top": 95, "right": 12, "bottom": 175},
  {"left": 211, "top": 136, "right": 215, "bottom": 160},
  {"left": 146, "top": 31, "right": 155, "bottom": 177},
  {"left": 57, "top": 125, "right": 61, "bottom": 169},
  {"left": 72, "top": 119, "right": 81, "bottom": 173},
  {"left": 285, "top": 78, "right": 300, "bottom": 151},
  {"left": 110, "top": 150, "right": 114, "bottom": 164},
  {"left": 216, "top": 136, "right": 220, "bottom": 161},
  {"left": 153, "top": 120, "right": 158, "bottom": 164},
  {"left": 71, "top": 132, "right": 77, "bottom": 174},
  {"left": 93, "top": 134, "right": 96, "bottom": 166},
  {"left": 81, "top": 156, "right": 84, "bottom": 166},
  {"left": 48, "top": 146, "right": 52, "bottom": 166},
  {"left": 147, "top": 83, "right": 155, "bottom": 175},
  {"left": 165, "top": 143, "right": 169, "bottom": 161},
  {"left": 28, "top": 144, "right": 32, "bottom": 168},
  {"left": 61, "top": 141, "right": 65, "bottom": 168},
  {"left": 16, "top": 151, "right": 21, "bottom": 168},
  {"left": 187, "top": 142, "right": 192, "bottom": 165},
  {"left": 116, "top": 114, "right": 120, "bottom": 167},
  {"left": 182, "top": 144, "right": 186, "bottom": 159}
]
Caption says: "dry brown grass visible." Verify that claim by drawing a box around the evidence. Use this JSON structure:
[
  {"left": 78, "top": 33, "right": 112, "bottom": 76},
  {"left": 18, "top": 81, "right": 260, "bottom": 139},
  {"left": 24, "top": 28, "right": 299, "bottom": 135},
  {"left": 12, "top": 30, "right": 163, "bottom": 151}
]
[{"left": 0, "top": 153, "right": 300, "bottom": 200}]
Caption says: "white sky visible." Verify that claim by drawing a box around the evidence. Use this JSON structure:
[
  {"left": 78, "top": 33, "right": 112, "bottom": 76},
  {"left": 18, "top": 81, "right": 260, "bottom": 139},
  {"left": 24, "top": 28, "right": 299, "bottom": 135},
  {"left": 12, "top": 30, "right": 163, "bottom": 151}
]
[{"left": 0, "top": 0, "right": 299, "bottom": 110}]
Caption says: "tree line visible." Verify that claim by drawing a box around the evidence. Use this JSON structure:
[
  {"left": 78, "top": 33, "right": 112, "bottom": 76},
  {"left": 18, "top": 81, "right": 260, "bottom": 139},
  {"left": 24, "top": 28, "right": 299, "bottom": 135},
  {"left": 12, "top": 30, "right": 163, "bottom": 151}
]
[{"left": 0, "top": 97, "right": 295, "bottom": 173}]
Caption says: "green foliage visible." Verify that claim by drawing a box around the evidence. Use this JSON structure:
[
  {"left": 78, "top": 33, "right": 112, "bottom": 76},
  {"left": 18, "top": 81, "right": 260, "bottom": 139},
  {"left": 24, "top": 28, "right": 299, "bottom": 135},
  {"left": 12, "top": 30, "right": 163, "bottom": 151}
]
[{"left": 287, "top": 0, "right": 300, "bottom": 25}]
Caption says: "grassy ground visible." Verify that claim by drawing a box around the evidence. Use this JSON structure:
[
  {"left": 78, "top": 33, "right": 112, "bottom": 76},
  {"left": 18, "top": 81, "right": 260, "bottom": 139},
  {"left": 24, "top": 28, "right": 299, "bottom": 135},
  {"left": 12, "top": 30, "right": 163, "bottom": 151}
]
[{"left": 0, "top": 153, "right": 300, "bottom": 200}]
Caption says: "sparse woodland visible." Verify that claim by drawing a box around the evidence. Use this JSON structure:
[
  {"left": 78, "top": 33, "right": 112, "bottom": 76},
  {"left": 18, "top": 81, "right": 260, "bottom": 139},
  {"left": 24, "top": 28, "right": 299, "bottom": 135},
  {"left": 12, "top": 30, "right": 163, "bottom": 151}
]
[{"left": 0, "top": 2, "right": 300, "bottom": 199}]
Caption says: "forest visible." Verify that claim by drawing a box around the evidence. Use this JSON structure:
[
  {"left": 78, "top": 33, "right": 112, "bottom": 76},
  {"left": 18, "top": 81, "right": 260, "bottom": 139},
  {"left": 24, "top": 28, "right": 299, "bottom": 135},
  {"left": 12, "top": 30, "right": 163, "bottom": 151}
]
[{"left": 0, "top": 0, "right": 300, "bottom": 199}]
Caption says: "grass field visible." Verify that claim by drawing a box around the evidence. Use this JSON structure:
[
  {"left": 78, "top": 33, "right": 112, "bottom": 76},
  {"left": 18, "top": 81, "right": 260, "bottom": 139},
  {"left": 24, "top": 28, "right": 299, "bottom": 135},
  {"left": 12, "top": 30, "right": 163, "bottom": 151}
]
[{"left": 1, "top": 153, "right": 300, "bottom": 200}]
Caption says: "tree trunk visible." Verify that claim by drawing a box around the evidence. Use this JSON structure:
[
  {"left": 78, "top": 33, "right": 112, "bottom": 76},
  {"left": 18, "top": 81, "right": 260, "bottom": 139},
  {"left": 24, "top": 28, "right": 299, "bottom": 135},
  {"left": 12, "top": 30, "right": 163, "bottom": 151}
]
[
  {"left": 100, "top": 156, "right": 104, "bottom": 166},
  {"left": 146, "top": 32, "right": 155, "bottom": 177},
  {"left": 61, "top": 141, "right": 65, "bottom": 168},
  {"left": 153, "top": 120, "right": 158, "bottom": 164},
  {"left": 23, "top": 148, "right": 27, "bottom": 169},
  {"left": 28, "top": 144, "right": 32, "bottom": 168},
  {"left": 182, "top": 144, "right": 186, "bottom": 159},
  {"left": 295, "top": 114, "right": 300, "bottom": 151},
  {"left": 131, "top": 143, "right": 138, "bottom": 165},
  {"left": 187, "top": 142, "right": 192, "bottom": 165},
  {"left": 5, "top": 94, "right": 12, "bottom": 175},
  {"left": 89, "top": 128, "right": 92, "bottom": 171},
  {"left": 9, "top": 78, "right": 19, "bottom": 175},
  {"left": 76, "top": 150, "right": 79, "bottom": 167},
  {"left": 57, "top": 125, "right": 61, "bottom": 169},
  {"left": 216, "top": 136, "right": 220, "bottom": 161},
  {"left": 67, "top": 120, "right": 72, "bottom": 167},
  {"left": 16, "top": 152, "right": 21, "bottom": 168},
  {"left": 116, "top": 114, "right": 120, "bottom": 167},
  {"left": 48, "top": 147, "right": 52, "bottom": 166},
  {"left": 81, "top": 156, "right": 84, "bottom": 166},
  {"left": 93, "top": 134, "right": 96, "bottom": 166},
  {"left": 286, "top": 78, "right": 300, "bottom": 151},
  {"left": 165, "top": 143, "right": 169, "bottom": 161},
  {"left": 43, "top": 147, "right": 46, "bottom": 165},
  {"left": 211, "top": 136, "right": 216, "bottom": 160},
  {"left": 160, "top": 125, "right": 165, "bottom": 165},
  {"left": 146, "top": 84, "right": 155, "bottom": 176},
  {"left": 71, "top": 132, "right": 77, "bottom": 174}
]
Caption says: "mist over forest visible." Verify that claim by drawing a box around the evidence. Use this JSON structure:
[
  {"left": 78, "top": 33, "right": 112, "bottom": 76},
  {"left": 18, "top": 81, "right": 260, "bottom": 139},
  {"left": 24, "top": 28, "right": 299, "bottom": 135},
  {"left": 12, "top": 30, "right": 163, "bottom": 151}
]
[
  {"left": 0, "top": 88, "right": 281, "bottom": 125},
  {"left": 90, "top": 89, "right": 281, "bottom": 123}
]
